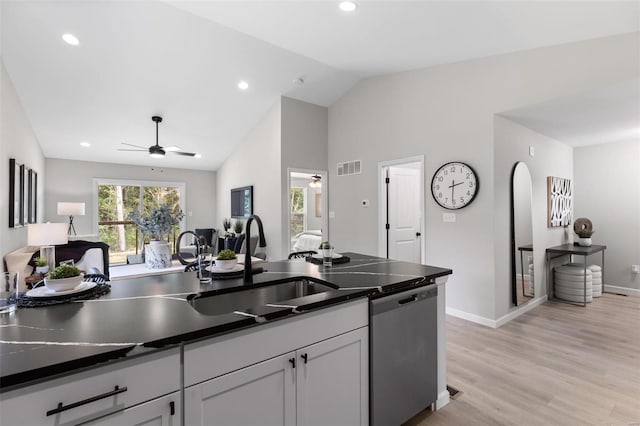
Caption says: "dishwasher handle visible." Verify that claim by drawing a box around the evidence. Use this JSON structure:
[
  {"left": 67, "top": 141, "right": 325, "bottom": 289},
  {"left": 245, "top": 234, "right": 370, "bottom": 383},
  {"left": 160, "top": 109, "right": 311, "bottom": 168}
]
[{"left": 371, "top": 285, "right": 437, "bottom": 315}]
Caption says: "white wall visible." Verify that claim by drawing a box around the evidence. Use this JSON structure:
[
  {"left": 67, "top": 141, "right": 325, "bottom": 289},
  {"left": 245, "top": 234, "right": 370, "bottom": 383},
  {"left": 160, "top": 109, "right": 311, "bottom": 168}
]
[
  {"left": 280, "top": 97, "right": 328, "bottom": 258},
  {"left": 216, "top": 100, "right": 282, "bottom": 260},
  {"left": 0, "top": 60, "right": 45, "bottom": 259},
  {"left": 328, "top": 33, "right": 637, "bottom": 323},
  {"left": 494, "top": 117, "right": 573, "bottom": 319},
  {"left": 44, "top": 159, "right": 216, "bottom": 236},
  {"left": 574, "top": 140, "right": 640, "bottom": 292}
]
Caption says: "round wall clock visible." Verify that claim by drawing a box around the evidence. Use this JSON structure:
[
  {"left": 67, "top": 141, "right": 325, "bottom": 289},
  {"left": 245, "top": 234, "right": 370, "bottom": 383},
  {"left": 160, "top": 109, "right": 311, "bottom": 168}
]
[{"left": 431, "top": 162, "right": 479, "bottom": 210}]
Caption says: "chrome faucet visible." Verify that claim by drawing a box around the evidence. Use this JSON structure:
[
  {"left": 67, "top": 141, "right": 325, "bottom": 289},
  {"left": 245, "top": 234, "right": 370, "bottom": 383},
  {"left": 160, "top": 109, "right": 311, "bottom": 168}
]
[{"left": 244, "top": 215, "right": 267, "bottom": 283}]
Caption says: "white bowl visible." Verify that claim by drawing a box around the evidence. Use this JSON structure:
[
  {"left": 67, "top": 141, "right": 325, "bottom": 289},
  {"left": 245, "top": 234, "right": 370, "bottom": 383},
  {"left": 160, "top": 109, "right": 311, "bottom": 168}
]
[
  {"left": 44, "top": 275, "right": 84, "bottom": 292},
  {"left": 215, "top": 258, "right": 238, "bottom": 271}
]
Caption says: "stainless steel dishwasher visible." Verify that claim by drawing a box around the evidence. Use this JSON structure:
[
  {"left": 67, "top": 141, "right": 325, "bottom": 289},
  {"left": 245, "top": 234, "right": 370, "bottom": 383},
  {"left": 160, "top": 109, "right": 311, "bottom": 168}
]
[{"left": 370, "top": 285, "right": 438, "bottom": 426}]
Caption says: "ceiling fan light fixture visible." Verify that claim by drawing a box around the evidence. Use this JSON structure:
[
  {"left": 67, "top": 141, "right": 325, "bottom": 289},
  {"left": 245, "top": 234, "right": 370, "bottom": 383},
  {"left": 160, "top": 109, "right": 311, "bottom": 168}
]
[
  {"left": 149, "top": 145, "right": 165, "bottom": 158},
  {"left": 309, "top": 174, "right": 322, "bottom": 188}
]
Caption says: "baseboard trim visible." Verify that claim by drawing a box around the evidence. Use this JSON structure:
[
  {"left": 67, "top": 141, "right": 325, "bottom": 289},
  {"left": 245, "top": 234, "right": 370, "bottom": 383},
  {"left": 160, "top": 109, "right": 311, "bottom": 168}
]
[
  {"left": 446, "top": 295, "right": 548, "bottom": 329},
  {"left": 445, "top": 307, "right": 496, "bottom": 328},
  {"left": 604, "top": 285, "right": 640, "bottom": 297},
  {"left": 435, "top": 389, "right": 450, "bottom": 410},
  {"left": 495, "top": 295, "right": 547, "bottom": 328}
]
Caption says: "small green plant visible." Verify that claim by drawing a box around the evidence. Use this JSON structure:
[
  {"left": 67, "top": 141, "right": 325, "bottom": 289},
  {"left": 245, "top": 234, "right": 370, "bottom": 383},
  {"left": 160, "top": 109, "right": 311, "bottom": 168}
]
[
  {"left": 223, "top": 218, "right": 232, "bottom": 231},
  {"left": 217, "top": 249, "right": 237, "bottom": 260},
  {"left": 49, "top": 264, "right": 81, "bottom": 280},
  {"left": 35, "top": 257, "right": 48, "bottom": 267},
  {"left": 233, "top": 220, "right": 244, "bottom": 234},
  {"left": 319, "top": 241, "right": 331, "bottom": 250},
  {"left": 576, "top": 228, "right": 594, "bottom": 238}
]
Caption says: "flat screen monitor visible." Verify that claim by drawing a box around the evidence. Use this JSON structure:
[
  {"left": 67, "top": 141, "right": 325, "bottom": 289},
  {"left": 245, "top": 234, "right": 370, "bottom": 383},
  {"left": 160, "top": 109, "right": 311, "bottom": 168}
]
[{"left": 231, "top": 186, "right": 253, "bottom": 218}]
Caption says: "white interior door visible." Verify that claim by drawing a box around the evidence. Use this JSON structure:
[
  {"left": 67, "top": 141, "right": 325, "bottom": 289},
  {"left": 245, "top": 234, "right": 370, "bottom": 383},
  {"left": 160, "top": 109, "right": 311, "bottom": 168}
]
[{"left": 387, "top": 165, "right": 421, "bottom": 263}]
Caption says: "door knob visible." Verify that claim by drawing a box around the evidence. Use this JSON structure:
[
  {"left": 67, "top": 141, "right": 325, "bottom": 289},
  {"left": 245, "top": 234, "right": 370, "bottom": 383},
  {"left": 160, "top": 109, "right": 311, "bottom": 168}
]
[{"left": 416, "top": 232, "right": 421, "bottom": 237}]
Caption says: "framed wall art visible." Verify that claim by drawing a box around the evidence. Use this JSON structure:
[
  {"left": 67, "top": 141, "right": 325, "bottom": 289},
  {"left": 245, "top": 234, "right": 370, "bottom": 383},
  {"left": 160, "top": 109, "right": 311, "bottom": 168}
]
[
  {"left": 28, "top": 169, "right": 37, "bottom": 223},
  {"left": 21, "top": 165, "right": 29, "bottom": 226},
  {"left": 9, "top": 159, "right": 21, "bottom": 228},
  {"left": 547, "top": 176, "right": 572, "bottom": 227}
]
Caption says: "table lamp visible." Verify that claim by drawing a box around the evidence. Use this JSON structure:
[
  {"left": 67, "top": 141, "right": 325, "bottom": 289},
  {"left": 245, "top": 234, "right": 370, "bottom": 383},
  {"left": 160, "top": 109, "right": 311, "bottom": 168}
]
[
  {"left": 27, "top": 223, "right": 69, "bottom": 272},
  {"left": 57, "top": 202, "right": 85, "bottom": 235}
]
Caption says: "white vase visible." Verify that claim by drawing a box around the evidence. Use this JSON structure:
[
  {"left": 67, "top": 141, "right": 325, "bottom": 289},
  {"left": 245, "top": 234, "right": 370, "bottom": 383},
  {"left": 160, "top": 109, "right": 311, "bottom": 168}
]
[
  {"left": 145, "top": 241, "right": 172, "bottom": 269},
  {"left": 577, "top": 237, "right": 592, "bottom": 247}
]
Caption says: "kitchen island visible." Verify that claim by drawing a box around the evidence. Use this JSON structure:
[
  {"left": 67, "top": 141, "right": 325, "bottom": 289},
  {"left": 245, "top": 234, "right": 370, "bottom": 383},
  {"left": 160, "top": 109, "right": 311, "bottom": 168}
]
[{"left": 0, "top": 253, "right": 452, "bottom": 425}]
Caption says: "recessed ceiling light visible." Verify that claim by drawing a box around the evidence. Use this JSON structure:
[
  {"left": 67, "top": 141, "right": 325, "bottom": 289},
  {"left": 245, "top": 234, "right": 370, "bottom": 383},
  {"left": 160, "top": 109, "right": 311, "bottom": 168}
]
[
  {"left": 194, "top": 154, "right": 202, "bottom": 159},
  {"left": 237, "top": 81, "right": 249, "bottom": 91},
  {"left": 339, "top": 1, "right": 357, "bottom": 12},
  {"left": 79, "top": 141, "right": 90, "bottom": 147},
  {"left": 62, "top": 33, "right": 80, "bottom": 46}
]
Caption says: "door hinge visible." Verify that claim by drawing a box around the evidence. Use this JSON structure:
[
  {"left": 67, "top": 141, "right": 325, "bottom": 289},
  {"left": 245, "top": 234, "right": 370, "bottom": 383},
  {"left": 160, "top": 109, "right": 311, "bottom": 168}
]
[
  {"left": 385, "top": 177, "right": 390, "bottom": 184},
  {"left": 385, "top": 223, "right": 390, "bottom": 230}
]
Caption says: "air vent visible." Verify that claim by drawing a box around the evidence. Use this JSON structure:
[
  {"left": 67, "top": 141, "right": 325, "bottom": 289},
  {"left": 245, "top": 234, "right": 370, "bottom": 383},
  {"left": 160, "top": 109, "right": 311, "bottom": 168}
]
[{"left": 337, "top": 160, "right": 361, "bottom": 176}]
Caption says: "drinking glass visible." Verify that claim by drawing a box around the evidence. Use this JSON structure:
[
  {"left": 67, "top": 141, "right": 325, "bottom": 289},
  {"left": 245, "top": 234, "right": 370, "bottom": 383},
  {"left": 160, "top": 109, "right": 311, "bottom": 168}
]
[
  {"left": 322, "top": 246, "right": 334, "bottom": 266},
  {"left": 198, "top": 254, "right": 212, "bottom": 284},
  {"left": 1, "top": 272, "right": 19, "bottom": 314}
]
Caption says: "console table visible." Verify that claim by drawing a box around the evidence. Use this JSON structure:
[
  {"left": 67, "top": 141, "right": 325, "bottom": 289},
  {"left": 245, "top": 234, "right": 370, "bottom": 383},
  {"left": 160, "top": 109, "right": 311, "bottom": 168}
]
[{"left": 546, "top": 243, "right": 606, "bottom": 307}]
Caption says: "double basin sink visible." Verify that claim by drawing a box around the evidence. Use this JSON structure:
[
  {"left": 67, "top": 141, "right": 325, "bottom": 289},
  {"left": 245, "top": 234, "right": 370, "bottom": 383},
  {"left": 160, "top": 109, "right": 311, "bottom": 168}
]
[{"left": 187, "top": 278, "right": 338, "bottom": 317}]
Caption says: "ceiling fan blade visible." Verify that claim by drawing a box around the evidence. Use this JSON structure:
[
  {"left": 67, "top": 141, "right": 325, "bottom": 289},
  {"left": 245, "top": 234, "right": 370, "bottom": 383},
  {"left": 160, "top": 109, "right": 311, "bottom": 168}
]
[
  {"left": 172, "top": 151, "right": 196, "bottom": 157},
  {"left": 117, "top": 149, "right": 146, "bottom": 152},
  {"left": 121, "top": 142, "right": 147, "bottom": 149},
  {"left": 164, "top": 146, "right": 182, "bottom": 152}
]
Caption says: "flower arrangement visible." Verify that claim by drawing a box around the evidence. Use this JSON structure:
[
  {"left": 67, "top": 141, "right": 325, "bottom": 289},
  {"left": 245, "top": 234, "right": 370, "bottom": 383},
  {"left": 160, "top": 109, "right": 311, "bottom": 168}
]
[{"left": 129, "top": 204, "right": 185, "bottom": 241}]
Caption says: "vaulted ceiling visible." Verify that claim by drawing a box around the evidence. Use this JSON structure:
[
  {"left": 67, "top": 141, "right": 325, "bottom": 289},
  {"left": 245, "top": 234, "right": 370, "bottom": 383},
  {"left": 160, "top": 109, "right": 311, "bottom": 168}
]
[{"left": 2, "top": 1, "right": 638, "bottom": 170}]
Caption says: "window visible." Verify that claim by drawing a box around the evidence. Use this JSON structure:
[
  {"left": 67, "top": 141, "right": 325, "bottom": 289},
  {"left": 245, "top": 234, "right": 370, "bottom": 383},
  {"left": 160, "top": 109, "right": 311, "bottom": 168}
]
[
  {"left": 94, "top": 179, "right": 185, "bottom": 265},
  {"left": 290, "top": 187, "right": 307, "bottom": 238}
]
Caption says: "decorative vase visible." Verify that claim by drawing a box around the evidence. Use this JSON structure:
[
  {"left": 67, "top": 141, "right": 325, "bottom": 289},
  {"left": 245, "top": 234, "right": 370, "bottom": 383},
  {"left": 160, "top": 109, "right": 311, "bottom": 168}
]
[
  {"left": 35, "top": 266, "right": 49, "bottom": 275},
  {"left": 577, "top": 237, "right": 592, "bottom": 247},
  {"left": 215, "top": 258, "right": 238, "bottom": 271},
  {"left": 145, "top": 240, "right": 172, "bottom": 269}
]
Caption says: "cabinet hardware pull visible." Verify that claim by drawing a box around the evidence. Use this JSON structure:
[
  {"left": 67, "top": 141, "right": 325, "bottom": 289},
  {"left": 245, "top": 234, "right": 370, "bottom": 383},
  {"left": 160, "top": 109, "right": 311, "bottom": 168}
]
[
  {"left": 289, "top": 357, "right": 296, "bottom": 368},
  {"left": 301, "top": 353, "right": 308, "bottom": 364},
  {"left": 46, "top": 385, "right": 128, "bottom": 416},
  {"left": 398, "top": 295, "right": 418, "bottom": 305},
  {"left": 169, "top": 401, "right": 175, "bottom": 416}
]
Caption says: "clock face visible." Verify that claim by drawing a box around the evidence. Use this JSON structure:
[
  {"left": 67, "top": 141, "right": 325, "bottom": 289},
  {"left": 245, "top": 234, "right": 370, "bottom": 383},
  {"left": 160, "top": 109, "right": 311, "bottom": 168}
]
[{"left": 431, "top": 162, "right": 479, "bottom": 210}]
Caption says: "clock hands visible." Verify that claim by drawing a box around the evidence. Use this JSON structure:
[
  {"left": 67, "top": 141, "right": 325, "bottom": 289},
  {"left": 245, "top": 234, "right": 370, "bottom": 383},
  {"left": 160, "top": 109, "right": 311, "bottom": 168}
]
[{"left": 449, "top": 180, "right": 464, "bottom": 204}]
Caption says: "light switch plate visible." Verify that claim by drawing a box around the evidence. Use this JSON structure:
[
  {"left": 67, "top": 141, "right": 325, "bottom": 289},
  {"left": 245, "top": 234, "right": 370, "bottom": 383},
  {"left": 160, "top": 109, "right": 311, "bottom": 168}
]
[
  {"left": 529, "top": 146, "right": 535, "bottom": 157},
  {"left": 443, "top": 213, "right": 456, "bottom": 223},
  {"left": 329, "top": 211, "right": 335, "bottom": 219}
]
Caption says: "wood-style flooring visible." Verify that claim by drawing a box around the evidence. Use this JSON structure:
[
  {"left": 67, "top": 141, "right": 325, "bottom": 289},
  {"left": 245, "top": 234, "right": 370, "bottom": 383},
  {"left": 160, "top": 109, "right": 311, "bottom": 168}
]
[{"left": 406, "top": 293, "right": 640, "bottom": 426}]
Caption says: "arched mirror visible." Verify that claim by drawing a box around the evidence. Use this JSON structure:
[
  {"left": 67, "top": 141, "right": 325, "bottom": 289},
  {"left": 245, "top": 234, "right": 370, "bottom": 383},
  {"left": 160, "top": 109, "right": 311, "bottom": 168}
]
[{"left": 511, "top": 162, "right": 534, "bottom": 305}]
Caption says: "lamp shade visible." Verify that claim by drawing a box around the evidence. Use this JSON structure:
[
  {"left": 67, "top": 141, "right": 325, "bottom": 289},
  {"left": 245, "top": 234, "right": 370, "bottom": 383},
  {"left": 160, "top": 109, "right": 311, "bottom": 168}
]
[
  {"left": 57, "top": 202, "right": 85, "bottom": 216},
  {"left": 27, "top": 223, "right": 69, "bottom": 246}
]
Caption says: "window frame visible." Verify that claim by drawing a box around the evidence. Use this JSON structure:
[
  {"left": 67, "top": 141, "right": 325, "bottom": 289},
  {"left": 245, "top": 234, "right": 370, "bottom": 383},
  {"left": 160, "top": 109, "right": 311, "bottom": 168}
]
[{"left": 92, "top": 178, "right": 186, "bottom": 236}]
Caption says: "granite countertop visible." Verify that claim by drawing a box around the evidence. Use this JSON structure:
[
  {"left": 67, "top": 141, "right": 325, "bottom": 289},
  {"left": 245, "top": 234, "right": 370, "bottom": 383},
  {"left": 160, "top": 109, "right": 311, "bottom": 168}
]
[{"left": 0, "top": 253, "right": 452, "bottom": 390}]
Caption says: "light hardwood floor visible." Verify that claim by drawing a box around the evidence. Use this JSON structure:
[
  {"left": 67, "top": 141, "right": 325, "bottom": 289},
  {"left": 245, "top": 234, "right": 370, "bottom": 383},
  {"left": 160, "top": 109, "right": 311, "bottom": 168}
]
[{"left": 406, "top": 293, "right": 640, "bottom": 426}]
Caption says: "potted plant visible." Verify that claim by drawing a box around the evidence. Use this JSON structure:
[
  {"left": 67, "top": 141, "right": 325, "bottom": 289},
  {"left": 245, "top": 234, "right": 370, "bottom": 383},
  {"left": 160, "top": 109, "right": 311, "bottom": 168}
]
[
  {"left": 45, "top": 264, "right": 83, "bottom": 292},
  {"left": 574, "top": 218, "right": 594, "bottom": 247},
  {"left": 129, "top": 204, "right": 185, "bottom": 269},
  {"left": 233, "top": 220, "right": 244, "bottom": 235},
  {"left": 215, "top": 249, "right": 238, "bottom": 271},
  {"left": 35, "top": 257, "right": 49, "bottom": 275},
  {"left": 222, "top": 218, "right": 232, "bottom": 236}
]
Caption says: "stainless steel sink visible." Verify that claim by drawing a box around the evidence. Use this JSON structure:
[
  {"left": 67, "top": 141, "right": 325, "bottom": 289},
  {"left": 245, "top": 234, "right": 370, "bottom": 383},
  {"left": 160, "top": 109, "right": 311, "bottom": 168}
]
[{"left": 188, "top": 279, "right": 336, "bottom": 316}]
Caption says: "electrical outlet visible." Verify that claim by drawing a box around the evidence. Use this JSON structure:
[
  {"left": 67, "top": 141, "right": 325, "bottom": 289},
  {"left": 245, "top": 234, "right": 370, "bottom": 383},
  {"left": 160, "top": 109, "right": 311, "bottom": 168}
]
[
  {"left": 529, "top": 146, "right": 535, "bottom": 157},
  {"left": 632, "top": 265, "right": 640, "bottom": 274},
  {"left": 329, "top": 211, "right": 335, "bottom": 219}
]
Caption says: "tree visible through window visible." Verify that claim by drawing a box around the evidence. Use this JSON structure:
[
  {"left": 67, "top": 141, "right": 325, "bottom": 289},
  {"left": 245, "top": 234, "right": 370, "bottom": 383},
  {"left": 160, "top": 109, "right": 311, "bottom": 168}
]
[
  {"left": 290, "top": 187, "right": 306, "bottom": 238},
  {"left": 97, "top": 181, "right": 183, "bottom": 265}
]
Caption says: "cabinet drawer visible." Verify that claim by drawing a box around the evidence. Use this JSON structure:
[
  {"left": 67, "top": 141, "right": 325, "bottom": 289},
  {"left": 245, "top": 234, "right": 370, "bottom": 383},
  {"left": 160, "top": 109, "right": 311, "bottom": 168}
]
[
  {"left": 0, "top": 348, "right": 179, "bottom": 426},
  {"left": 184, "top": 299, "right": 368, "bottom": 387}
]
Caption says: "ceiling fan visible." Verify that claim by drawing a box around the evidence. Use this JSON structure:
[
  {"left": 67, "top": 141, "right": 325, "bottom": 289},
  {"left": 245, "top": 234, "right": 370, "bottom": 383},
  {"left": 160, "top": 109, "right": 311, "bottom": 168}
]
[{"left": 118, "top": 116, "right": 197, "bottom": 158}]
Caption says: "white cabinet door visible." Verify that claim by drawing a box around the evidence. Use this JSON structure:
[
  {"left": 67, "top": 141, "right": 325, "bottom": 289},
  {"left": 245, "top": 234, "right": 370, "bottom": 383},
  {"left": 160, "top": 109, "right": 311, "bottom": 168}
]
[
  {"left": 296, "top": 327, "right": 369, "bottom": 426},
  {"left": 82, "top": 392, "right": 180, "bottom": 426},
  {"left": 184, "top": 353, "right": 296, "bottom": 426}
]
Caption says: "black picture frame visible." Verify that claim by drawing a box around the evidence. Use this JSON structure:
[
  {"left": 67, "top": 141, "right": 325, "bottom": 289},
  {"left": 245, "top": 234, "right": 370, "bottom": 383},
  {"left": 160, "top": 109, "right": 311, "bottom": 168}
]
[
  {"left": 8, "top": 159, "right": 19, "bottom": 228},
  {"left": 28, "top": 169, "right": 37, "bottom": 223},
  {"left": 231, "top": 185, "right": 253, "bottom": 218},
  {"left": 21, "top": 165, "right": 29, "bottom": 226}
]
